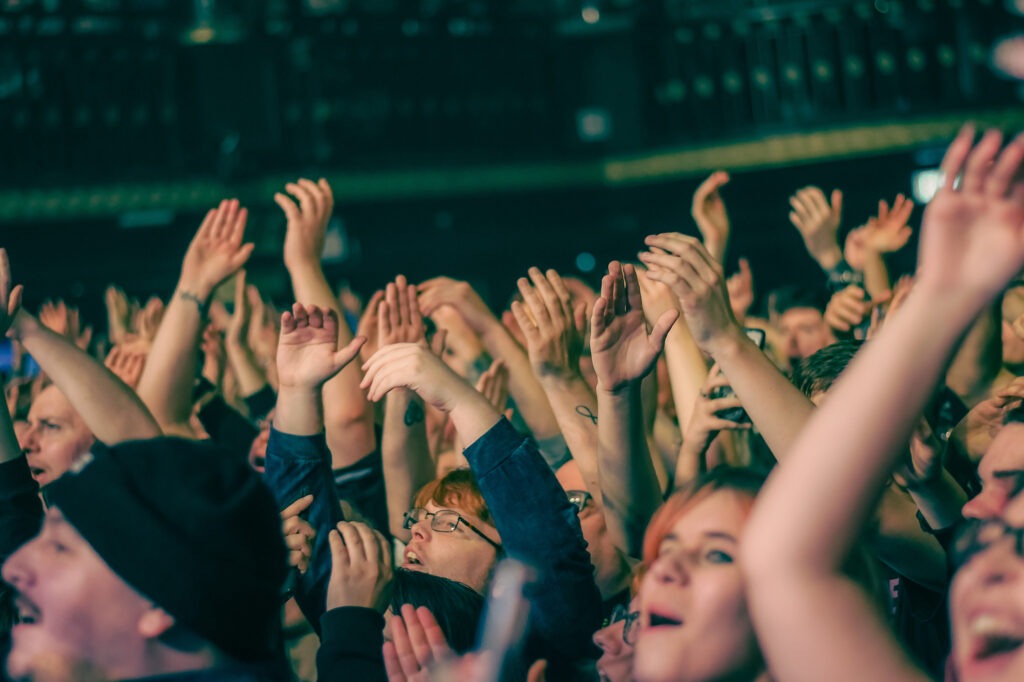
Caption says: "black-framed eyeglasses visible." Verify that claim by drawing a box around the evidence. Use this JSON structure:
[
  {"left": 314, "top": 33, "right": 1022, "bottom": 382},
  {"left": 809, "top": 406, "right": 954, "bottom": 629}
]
[
  {"left": 567, "top": 489, "right": 593, "bottom": 515},
  {"left": 403, "top": 507, "right": 503, "bottom": 552},
  {"left": 951, "top": 517, "right": 1024, "bottom": 569},
  {"left": 604, "top": 603, "right": 641, "bottom": 646}
]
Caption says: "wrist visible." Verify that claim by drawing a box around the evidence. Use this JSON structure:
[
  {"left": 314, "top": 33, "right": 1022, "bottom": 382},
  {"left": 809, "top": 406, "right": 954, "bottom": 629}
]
[
  {"left": 596, "top": 379, "right": 640, "bottom": 399},
  {"left": 175, "top": 279, "right": 213, "bottom": 307},
  {"left": 538, "top": 368, "right": 586, "bottom": 388},
  {"left": 703, "top": 323, "right": 748, "bottom": 358},
  {"left": 810, "top": 244, "right": 843, "bottom": 271}
]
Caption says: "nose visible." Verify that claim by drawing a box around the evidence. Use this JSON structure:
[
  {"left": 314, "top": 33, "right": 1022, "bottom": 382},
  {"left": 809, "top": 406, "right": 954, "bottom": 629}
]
[
  {"left": 409, "top": 516, "right": 432, "bottom": 542},
  {"left": 649, "top": 548, "right": 691, "bottom": 585},
  {"left": 2, "top": 542, "right": 33, "bottom": 591},
  {"left": 963, "top": 489, "right": 1006, "bottom": 521},
  {"left": 593, "top": 623, "right": 623, "bottom": 654},
  {"left": 19, "top": 424, "right": 39, "bottom": 455}
]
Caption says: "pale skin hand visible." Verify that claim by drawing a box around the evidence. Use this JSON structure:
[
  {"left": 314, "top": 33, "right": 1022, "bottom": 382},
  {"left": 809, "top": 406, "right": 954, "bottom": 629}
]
[
  {"left": 275, "top": 178, "right": 332, "bottom": 270},
  {"left": 417, "top": 277, "right": 497, "bottom": 335},
  {"left": 691, "top": 170, "right": 731, "bottom": 263},
  {"left": 178, "top": 199, "right": 255, "bottom": 299},
  {"left": 326, "top": 520, "right": 392, "bottom": 611},
  {"left": 676, "top": 366, "right": 750, "bottom": 487},
  {"left": 591, "top": 262, "right": 677, "bottom": 394},
  {"left": 355, "top": 289, "right": 385, "bottom": 364},
  {"left": 0, "top": 248, "right": 25, "bottom": 464},
  {"left": 222, "top": 272, "right": 269, "bottom": 397},
  {"left": 382, "top": 605, "right": 454, "bottom": 682},
  {"left": 639, "top": 232, "right": 742, "bottom": 355},
  {"left": 823, "top": 285, "right": 873, "bottom": 335},
  {"left": 510, "top": 267, "right": 585, "bottom": 382},
  {"left": 789, "top": 186, "right": 844, "bottom": 270},
  {"left": 281, "top": 494, "right": 316, "bottom": 574},
  {"left": 104, "top": 286, "right": 132, "bottom": 346}
]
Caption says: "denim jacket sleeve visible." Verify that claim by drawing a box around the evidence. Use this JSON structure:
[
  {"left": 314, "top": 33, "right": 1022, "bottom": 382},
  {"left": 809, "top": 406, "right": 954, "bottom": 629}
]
[
  {"left": 463, "top": 418, "right": 602, "bottom": 664},
  {"left": 264, "top": 427, "right": 344, "bottom": 634}
]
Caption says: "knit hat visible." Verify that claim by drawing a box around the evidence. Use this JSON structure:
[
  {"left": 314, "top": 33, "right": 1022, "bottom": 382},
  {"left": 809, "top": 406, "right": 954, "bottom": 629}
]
[{"left": 44, "top": 437, "right": 287, "bottom": 661}]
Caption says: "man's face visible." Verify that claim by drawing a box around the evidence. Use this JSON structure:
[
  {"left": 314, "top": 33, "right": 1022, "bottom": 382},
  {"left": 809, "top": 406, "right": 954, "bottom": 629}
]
[
  {"left": 963, "top": 422, "right": 1024, "bottom": 520},
  {"left": 777, "top": 307, "right": 833, "bottom": 361},
  {"left": 20, "top": 386, "right": 95, "bottom": 487},
  {"left": 400, "top": 501, "right": 500, "bottom": 593},
  {"left": 2, "top": 508, "right": 155, "bottom": 680}
]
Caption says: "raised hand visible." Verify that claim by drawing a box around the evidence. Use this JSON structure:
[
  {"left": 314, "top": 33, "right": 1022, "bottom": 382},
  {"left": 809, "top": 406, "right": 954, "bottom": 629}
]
[
  {"left": 104, "top": 285, "right": 132, "bottom": 346},
  {"left": 379, "top": 275, "right": 427, "bottom": 347},
  {"left": 679, "top": 367, "right": 751, "bottom": 471},
  {"left": 326, "top": 520, "right": 392, "bottom": 610},
  {"left": 104, "top": 343, "right": 148, "bottom": 390},
  {"left": 178, "top": 199, "right": 254, "bottom": 300},
  {"left": 226, "top": 272, "right": 251, "bottom": 348},
  {"left": 475, "top": 359, "right": 510, "bottom": 413},
  {"left": 823, "top": 285, "right": 873, "bottom": 335},
  {"left": 892, "top": 420, "right": 945, "bottom": 489},
  {"left": 281, "top": 494, "right": 317, "bottom": 575},
  {"left": 360, "top": 343, "right": 475, "bottom": 413},
  {"left": 39, "top": 299, "right": 92, "bottom": 350},
  {"left": 640, "top": 233, "right": 738, "bottom": 354},
  {"left": 726, "top": 258, "right": 754, "bottom": 323},
  {"left": 275, "top": 178, "right": 334, "bottom": 269},
  {"left": 133, "top": 297, "right": 165, "bottom": 343},
  {"left": 382, "top": 604, "right": 454, "bottom": 682},
  {"left": 0, "top": 248, "right": 23, "bottom": 338},
  {"left": 691, "top": 171, "right": 731, "bottom": 261},
  {"left": 276, "top": 303, "right": 365, "bottom": 391},
  {"left": 417, "top": 277, "right": 497, "bottom": 335},
  {"left": 916, "top": 126, "right": 1024, "bottom": 304},
  {"left": 510, "top": 267, "right": 586, "bottom": 381},
  {"left": 789, "top": 186, "right": 844, "bottom": 269},
  {"left": 590, "top": 261, "right": 677, "bottom": 393}
]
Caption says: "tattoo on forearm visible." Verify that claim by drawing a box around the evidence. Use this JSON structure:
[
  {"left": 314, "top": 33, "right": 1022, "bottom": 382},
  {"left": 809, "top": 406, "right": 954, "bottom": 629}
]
[
  {"left": 575, "top": 405, "right": 598, "bottom": 425},
  {"left": 404, "top": 400, "right": 425, "bottom": 427}
]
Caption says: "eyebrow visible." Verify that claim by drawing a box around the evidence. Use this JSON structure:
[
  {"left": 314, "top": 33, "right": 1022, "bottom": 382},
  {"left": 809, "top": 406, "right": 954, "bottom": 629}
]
[{"left": 662, "top": 530, "right": 738, "bottom": 544}]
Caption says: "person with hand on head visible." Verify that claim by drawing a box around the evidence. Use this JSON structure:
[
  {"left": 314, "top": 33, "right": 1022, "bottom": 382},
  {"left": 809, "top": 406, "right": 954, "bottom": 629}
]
[
  {"left": 135, "top": 199, "right": 254, "bottom": 438},
  {"left": 361, "top": 338, "right": 602, "bottom": 676},
  {"left": 741, "top": 125, "right": 1024, "bottom": 682}
]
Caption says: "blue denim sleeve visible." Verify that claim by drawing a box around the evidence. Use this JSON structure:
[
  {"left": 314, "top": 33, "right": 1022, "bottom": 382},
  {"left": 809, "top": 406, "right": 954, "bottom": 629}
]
[
  {"left": 463, "top": 418, "right": 602, "bottom": 664},
  {"left": 264, "top": 427, "right": 344, "bottom": 634}
]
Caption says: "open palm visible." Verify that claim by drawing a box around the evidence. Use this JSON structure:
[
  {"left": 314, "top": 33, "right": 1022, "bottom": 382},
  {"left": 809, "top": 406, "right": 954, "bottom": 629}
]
[{"left": 277, "top": 304, "right": 361, "bottom": 389}]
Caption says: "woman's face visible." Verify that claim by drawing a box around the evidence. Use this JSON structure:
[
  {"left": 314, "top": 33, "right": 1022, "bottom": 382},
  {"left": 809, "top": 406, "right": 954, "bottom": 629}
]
[
  {"left": 951, "top": 492, "right": 1024, "bottom": 681},
  {"left": 634, "top": 490, "right": 761, "bottom": 682}
]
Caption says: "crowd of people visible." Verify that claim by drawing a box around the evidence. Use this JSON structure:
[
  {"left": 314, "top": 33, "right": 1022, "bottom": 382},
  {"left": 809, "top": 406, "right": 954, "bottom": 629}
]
[{"left": 1, "top": 124, "right": 1024, "bottom": 681}]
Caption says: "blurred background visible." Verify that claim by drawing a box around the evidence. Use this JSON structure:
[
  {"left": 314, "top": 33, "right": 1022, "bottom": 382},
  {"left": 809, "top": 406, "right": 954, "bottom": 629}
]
[{"left": 1, "top": 0, "right": 1022, "bottom": 322}]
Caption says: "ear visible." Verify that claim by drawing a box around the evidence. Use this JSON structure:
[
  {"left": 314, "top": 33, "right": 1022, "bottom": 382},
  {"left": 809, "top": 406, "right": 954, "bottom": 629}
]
[{"left": 137, "top": 606, "right": 175, "bottom": 639}]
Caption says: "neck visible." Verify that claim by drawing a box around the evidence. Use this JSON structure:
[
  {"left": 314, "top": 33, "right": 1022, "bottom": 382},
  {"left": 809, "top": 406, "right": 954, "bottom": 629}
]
[{"left": 109, "top": 643, "right": 220, "bottom": 681}]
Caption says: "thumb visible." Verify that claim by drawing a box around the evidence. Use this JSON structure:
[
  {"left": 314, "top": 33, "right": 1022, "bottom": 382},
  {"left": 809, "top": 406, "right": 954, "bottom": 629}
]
[
  {"left": 334, "top": 336, "right": 367, "bottom": 369},
  {"left": 327, "top": 528, "right": 347, "bottom": 565},
  {"left": 230, "top": 243, "right": 256, "bottom": 271},
  {"left": 649, "top": 310, "right": 679, "bottom": 351},
  {"left": 527, "top": 658, "right": 548, "bottom": 682}
]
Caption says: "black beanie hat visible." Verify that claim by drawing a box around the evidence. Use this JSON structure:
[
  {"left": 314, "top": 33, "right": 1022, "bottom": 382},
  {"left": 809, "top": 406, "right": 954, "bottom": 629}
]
[{"left": 44, "top": 437, "right": 287, "bottom": 661}]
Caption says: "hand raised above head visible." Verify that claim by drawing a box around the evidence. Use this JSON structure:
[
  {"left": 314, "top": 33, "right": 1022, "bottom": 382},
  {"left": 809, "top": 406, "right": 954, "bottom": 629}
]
[
  {"left": 788, "top": 186, "right": 843, "bottom": 268},
  {"left": 590, "top": 261, "right": 677, "bottom": 393},
  {"left": 379, "top": 275, "right": 427, "bottom": 347},
  {"left": 276, "top": 178, "right": 334, "bottom": 269},
  {"left": 916, "top": 126, "right": 1024, "bottom": 306},
  {"left": 276, "top": 303, "right": 365, "bottom": 391},
  {"left": 691, "top": 170, "right": 731, "bottom": 260},
  {"left": 179, "top": 199, "right": 254, "bottom": 300},
  {"left": 510, "top": 267, "right": 584, "bottom": 381},
  {"left": 360, "top": 342, "right": 475, "bottom": 413},
  {"left": 417, "top": 277, "right": 496, "bottom": 334},
  {"left": 0, "top": 248, "right": 23, "bottom": 338}
]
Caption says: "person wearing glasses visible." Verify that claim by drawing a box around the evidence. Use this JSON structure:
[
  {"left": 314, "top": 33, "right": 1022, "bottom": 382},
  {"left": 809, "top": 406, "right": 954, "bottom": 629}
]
[
  {"left": 593, "top": 597, "right": 640, "bottom": 682},
  {"left": 741, "top": 127, "right": 1024, "bottom": 682}
]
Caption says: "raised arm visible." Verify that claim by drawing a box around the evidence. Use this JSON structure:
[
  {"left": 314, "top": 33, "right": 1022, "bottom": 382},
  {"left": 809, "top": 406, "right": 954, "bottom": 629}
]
[
  {"left": 418, "top": 276, "right": 561, "bottom": 443},
  {"left": 691, "top": 171, "right": 732, "bottom": 263},
  {"left": 377, "top": 276, "right": 435, "bottom": 541},
  {"left": 267, "top": 303, "right": 366, "bottom": 629},
  {"left": 590, "top": 261, "right": 677, "bottom": 557},
  {"left": 510, "top": 267, "right": 600, "bottom": 489},
  {"left": 276, "top": 179, "right": 375, "bottom": 466},
  {"left": 789, "top": 186, "right": 845, "bottom": 272},
  {"left": 135, "top": 199, "right": 253, "bottom": 436},
  {"left": 223, "top": 271, "right": 271, "bottom": 401},
  {"left": 742, "top": 126, "right": 1024, "bottom": 682},
  {"left": 0, "top": 250, "right": 25, "bottom": 464}
]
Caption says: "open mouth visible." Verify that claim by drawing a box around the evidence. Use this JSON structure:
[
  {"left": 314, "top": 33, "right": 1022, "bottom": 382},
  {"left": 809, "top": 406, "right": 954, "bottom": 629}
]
[
  {"left": 403, "top": 550, "right": 424, "bottom": 567},
  {"left": 29, "top": 467, "right": 45, "bottom": 479},
  {"left": 965, "top": 615, "right": 1024, "bottom": 672},
  {"left": 648, "top": 613, "right": 683, "bottom": 628},
  {"left": 14, "top": 596, "right": 41, "bottom": 626}
]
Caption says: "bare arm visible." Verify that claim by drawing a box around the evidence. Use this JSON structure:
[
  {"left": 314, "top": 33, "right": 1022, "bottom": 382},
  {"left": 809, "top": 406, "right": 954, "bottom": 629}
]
[
  {"left": 376, "top": 277, "right": 434, "bottom": 541},
  {"left": 590, "top": 262, "right": 678, "bottom": 557},
  {"left": 136, "top": 200, "right": 253, "bottom": 436},
  {"left": 510, "top": 267, "right": 600, "bottom": 491},
  {"left": 224, "top": 272, "right": 270, "bottom": 399},
  {"left": 276, "top": 179, "right": 375, "bottom": 466},
  {"left": 945, "top": 300, "right": 1002, "bottom": 408},
  {"left": 742, "top": 126, "right": 1024, "bottom": 682},
  {"left": 0, "top": 249, "right": 26, "bottom": 463}
]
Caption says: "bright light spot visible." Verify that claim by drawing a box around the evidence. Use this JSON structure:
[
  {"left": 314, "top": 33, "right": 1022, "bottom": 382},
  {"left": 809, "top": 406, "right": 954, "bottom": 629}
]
[
  {"left": 911, "top": 169, "right": 942, "bottom": 204},
  {"left": 581, "top": 6, "right": 600, "bottom": 24},
  {"left": 576, "top": 252, "right": 596, "bottom": 273}
]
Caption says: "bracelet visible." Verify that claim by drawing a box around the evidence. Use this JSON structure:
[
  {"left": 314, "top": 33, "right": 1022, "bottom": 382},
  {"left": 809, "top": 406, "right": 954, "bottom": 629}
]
[{"left": 177, "top": 289, "right": 208, "bottom": 313}]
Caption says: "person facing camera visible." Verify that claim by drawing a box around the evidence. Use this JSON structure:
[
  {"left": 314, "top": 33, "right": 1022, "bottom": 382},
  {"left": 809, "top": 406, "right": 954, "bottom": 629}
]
[{"left": 3, "top": 437, "right": 291, "bottom": 681}]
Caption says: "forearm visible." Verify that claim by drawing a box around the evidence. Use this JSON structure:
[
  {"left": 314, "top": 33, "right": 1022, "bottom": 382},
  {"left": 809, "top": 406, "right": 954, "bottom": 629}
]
[
  {"left": 479, "top": 322, "right": 561, "bottom": 440},
  {"left": 381, "top": 389, "right": 434, "bottom": 540},
  {"left": 905, "top": 470, "right": 968, "bottom": 539},
  {"left": 135, "top": 286, "right": 206, "bottom": 432},
  {"left": 596, "top": 385, "right": 662, "bottom": 558},
  {"left": 288, "top": 261, "right": 376, "bottom": 465},
  {"left": 14, "top": 311, "right": 161, "bottom": 442},
  {"left": 744, "top": 289, "right": 971, "bottom": 575},
  {"left": 0, "top": 392, "right": 21, "bottom": 465},
  {"left": 275, "top": 386, "right": 325, "bottom": 437},
  {"left": 226, "top": 342, "right": 269, "bottom": 398},
  {"left": 537, "top": 374, "right": 600, "bottom": 492},
  {"left": 945, "top": 300, "right": 1002, "bottom": 407},
  {"left": 710, "top": 327, "right": 814, "bottom": 458},
  {"left": 661, "top": 323, "right": 709, "bottom": 430},
  {"left": 861, "top": 249, "right": 892, "bottom": 301}
]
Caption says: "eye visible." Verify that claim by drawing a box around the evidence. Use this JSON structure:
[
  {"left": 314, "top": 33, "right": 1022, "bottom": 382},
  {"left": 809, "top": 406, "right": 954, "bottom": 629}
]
[
  {"left": 40, "top": 420, "right": 60, "bottom": 431},
  {"left": 704, "top": 549, "right": 734, "bottom": 564}
]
